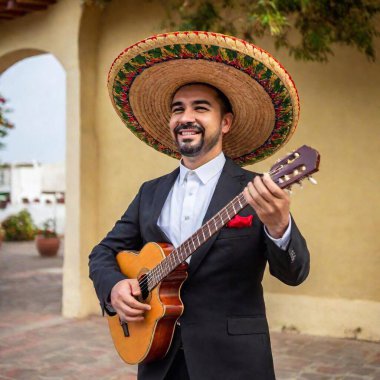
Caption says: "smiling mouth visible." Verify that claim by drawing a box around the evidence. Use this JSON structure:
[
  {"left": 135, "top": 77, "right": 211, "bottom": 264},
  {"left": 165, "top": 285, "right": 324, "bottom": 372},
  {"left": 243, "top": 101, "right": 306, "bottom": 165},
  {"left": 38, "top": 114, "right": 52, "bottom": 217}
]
[{"left": 178, "top": 130, "right": 201, "bottom": 137}]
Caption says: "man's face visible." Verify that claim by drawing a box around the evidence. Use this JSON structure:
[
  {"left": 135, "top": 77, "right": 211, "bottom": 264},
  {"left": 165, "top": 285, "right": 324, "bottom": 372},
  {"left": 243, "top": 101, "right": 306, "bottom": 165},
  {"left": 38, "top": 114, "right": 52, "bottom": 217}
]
[{"left": 169, "top": 84, "right": 232, "bottom": 158}]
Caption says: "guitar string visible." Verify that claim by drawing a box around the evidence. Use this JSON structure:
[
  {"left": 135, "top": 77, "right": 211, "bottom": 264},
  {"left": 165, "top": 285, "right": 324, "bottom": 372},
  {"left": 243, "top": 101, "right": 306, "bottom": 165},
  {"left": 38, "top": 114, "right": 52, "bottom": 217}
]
[
  {"left": 143, "top": 192, "right": 248, "bottom": 292},
  {"left": 141, "top": 168, "right": 295, "bottom": 293},
  {"left": 143, "top": 159, "right": 303, "bottom": 292},
  {"left": 138, "top": 159, "right": 298, "bottom": 293},
  {"left": 139, "top": 192, "right": 247, "bottom": 293},
  {"left": 140, "top": 171, "right": 290, "bottom": 293},
  {"left": 141, "top": 203, "right": 235, "bottom": 293},
  {"left": 143, "top": 198, "right": 240, "bottom": 291}
]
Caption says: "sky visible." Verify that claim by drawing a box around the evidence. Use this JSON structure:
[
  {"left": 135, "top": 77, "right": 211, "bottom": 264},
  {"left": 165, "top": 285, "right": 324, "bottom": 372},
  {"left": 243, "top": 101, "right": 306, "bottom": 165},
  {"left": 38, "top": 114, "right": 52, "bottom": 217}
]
[{"left": 0, "top": 54, "right": 66, "bottom": 164}]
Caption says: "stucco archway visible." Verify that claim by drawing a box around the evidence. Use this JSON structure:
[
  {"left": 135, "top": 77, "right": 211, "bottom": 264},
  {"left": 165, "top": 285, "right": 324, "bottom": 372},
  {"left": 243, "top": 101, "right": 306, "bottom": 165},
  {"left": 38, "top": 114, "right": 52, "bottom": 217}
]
[
  {"left": 0, "top": 0, "right": 103, "bottom": 319},
  {"left": 0, "top": 48, "right": 70, "bottom": 306},
  {"left": 0, "top": 48, "right": 47, "bottom": 75}
]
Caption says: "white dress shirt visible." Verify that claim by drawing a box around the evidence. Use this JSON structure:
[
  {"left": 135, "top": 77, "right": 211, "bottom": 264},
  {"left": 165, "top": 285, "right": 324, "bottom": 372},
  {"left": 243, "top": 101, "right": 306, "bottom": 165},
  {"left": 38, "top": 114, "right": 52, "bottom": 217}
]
[{"left": 158, "top": 152, "right": 291, "bottom": 261}]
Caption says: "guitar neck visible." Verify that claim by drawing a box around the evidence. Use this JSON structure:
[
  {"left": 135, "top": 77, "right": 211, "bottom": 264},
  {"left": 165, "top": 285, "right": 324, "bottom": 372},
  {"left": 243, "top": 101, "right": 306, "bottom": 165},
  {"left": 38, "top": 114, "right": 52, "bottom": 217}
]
[
  {"left": 145, "top": 145, "right": 320, "bottom": 291},
  {"left": 147, "top": 192, "right": 247, "bottom": 290}
]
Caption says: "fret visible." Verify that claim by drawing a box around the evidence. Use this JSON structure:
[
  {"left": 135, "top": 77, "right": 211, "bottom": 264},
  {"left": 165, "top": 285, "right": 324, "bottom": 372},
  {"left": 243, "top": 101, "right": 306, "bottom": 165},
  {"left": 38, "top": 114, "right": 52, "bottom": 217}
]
[
  {"left": 191, "top": 238, "right": 196, "bottom": 251},
  {"left": 201, "top": 227, "right": 206, "bottom": 241},
  {"left": 220, "top": 209, "right": 227, "bottom": 225},
  {"left": 192, "top": 236, "right": 198, "bottom": 251},
  {"left": 192, "top": 235, "right": 199, "bottom": 251},
  {"left": 207, "top": 222, "right": 211, "bottom": 236},
  {"left": 213, "top": 217, "right": 217, "bottom": 232},
  {"left": 213, "top": 212, "right": 220, "bottom": 228}
]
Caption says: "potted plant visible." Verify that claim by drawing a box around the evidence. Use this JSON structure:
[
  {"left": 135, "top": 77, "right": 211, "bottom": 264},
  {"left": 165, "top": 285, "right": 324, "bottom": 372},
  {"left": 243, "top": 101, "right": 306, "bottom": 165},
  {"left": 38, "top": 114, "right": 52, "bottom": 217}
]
[
  {"left": 35, "top": 218, "right": 60, "bottom": 257},
  {"left": 2, "top": 209, "right": 36, "bottom": 241}
]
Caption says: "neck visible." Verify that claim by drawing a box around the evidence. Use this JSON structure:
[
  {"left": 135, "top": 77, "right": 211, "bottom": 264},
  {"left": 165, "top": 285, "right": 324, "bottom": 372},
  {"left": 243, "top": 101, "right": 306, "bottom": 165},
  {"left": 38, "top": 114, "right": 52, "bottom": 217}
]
[{"left": 181, "top": 147, "right": 223, "bottom": 170}]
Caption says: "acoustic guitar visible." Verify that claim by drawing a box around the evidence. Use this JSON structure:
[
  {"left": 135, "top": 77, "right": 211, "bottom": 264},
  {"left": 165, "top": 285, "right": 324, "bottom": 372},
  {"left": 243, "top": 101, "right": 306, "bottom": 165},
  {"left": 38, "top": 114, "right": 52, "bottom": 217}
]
[{"left": 108, "top": 145, "right": 320, "bottom": 364}]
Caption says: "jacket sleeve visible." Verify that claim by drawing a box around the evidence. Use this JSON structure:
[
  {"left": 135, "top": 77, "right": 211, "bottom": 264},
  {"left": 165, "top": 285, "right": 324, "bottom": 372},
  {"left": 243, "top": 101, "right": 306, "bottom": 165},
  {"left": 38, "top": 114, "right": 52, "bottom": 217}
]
[
  {"left": 264, "top": 215, "right": 310, "bottom": 286},
  {"left": 88, "top": 184, "right": 145, "bottom": 313}
]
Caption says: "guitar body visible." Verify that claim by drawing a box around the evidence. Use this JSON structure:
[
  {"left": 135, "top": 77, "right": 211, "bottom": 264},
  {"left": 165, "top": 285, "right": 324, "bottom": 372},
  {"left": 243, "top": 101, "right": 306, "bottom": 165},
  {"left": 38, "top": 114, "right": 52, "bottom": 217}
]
[
  {"left": 105, "top": 145, "right": 320, "bottom": 365},
  {"left": 107, "top": 242, "right": 188, "bottom": 365}
]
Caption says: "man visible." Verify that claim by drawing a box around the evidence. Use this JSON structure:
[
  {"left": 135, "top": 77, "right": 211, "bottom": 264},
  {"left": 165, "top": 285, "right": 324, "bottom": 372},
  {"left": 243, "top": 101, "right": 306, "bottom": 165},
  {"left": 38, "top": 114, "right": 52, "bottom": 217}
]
[{"left": 89, "top": 31, "right": 310, "bottom": 380}]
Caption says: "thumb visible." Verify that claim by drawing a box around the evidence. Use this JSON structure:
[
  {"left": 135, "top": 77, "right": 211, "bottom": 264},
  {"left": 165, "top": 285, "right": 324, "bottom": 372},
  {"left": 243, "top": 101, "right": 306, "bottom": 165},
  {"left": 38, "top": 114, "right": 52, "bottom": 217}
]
[{"left": 130, "top": 280, "right": 141, "bottom": 296}]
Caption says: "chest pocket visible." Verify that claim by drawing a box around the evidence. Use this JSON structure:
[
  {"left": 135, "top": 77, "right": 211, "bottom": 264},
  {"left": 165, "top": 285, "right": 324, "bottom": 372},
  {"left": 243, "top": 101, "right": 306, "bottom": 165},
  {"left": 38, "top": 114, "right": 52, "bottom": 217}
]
[{"left": 216, "top": 226, "right": 252, "bottom": 240}]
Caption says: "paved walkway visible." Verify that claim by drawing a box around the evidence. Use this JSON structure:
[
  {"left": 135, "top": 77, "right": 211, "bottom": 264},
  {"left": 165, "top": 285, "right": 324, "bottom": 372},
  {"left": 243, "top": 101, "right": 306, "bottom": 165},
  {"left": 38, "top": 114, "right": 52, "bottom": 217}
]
[{"left": 0, "top": 241, "right": 379, "bottom": 380}]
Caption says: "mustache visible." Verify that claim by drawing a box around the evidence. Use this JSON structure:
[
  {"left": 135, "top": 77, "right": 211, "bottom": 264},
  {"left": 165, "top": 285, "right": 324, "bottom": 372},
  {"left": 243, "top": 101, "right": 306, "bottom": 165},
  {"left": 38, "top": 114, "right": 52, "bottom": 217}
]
[{"left": 174, "top": 122, "right": 205, "bottom": 135}]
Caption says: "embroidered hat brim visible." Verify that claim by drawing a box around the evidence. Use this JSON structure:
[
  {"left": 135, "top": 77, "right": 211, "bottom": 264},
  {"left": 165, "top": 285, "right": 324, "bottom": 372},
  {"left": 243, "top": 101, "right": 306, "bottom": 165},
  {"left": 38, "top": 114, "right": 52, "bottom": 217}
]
[{"left": 108, "top": 31, "right": 300, "bottom": 166}]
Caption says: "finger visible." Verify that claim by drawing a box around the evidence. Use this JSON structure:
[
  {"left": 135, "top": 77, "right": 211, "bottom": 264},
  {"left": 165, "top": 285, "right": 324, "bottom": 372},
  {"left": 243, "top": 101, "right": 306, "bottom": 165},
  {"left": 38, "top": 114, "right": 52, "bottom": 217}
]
[
  {"left": 119, "top": 313, "right": 145, "bottom": 323},
  {"left": 125, "top": 315, "right": 144, "bottom": 322},
  {"left": 253, "top": 175, "right": 275, "bottom": 203},
  {"left": 243, "top": 187, "right": 263, "bottom": 213},
  {"left": 120, "top": 304, "right": 146, "bottom": 317},
  {"left": 129, "top": 280, "right": 142, "bottom": 297},
  {"left": 262, "top": 173, "right": 288, "bottom": 199},
  {"left": 124, "top": 294, "right": 151, "bottom": 311},
  {"left": 247, "top": 181, "right": 268, "bottom": 210}
]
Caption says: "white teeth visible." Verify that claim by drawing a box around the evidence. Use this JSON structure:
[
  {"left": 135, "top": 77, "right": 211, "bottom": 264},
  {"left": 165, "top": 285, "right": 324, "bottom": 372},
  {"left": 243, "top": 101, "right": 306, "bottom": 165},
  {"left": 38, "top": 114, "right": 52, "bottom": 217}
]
[{"left": 181, "top": 131, "right": 196, "bottom": 136}]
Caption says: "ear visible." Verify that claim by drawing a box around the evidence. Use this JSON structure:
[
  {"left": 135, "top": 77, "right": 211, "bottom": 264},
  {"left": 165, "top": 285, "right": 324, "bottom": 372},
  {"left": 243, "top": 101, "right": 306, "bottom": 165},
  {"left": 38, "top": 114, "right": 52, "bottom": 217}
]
[{"left": 221, "top": 113, "right": 233, "bottom": 134}]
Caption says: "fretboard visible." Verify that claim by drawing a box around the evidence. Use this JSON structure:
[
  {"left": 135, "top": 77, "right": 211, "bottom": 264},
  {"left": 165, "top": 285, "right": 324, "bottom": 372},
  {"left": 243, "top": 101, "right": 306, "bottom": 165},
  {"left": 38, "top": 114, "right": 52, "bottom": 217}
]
[{"left": 146, "top": 192, "right": 248, "bottom": 291}]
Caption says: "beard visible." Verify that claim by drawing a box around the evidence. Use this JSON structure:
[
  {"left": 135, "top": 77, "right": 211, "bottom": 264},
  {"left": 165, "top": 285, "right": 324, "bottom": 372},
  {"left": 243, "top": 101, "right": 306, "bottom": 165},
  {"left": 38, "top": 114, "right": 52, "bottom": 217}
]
[{"left": 174, "top": 122, "right": 221, "bottom": 158}]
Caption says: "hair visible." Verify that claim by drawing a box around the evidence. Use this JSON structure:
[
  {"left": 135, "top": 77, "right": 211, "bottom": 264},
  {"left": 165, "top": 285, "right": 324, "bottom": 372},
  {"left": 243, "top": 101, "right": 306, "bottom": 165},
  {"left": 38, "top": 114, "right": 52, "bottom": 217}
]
[{"left": 173, "top": 82, "right": 233, "bottom": 116}]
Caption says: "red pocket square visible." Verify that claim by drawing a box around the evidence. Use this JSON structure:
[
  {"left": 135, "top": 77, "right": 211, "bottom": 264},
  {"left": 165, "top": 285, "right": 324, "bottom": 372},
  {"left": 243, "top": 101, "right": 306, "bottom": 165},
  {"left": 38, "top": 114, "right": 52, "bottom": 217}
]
[{"left": 226, "top": 214, "right": 253, "bottom": 228}]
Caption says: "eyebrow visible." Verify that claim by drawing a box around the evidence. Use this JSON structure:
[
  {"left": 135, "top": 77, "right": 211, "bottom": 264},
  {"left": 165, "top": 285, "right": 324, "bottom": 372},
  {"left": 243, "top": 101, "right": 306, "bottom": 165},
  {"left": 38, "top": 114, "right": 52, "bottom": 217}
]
[{"left": 171, "top": 99, "right": 212, "bottom": 109}]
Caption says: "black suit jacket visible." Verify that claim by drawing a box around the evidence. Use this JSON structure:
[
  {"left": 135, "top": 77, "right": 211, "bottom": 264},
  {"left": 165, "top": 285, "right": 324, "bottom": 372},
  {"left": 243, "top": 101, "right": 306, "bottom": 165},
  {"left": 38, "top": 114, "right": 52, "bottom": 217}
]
[{"left": 89, "top": 158, "right": 310, "bottom": 380}]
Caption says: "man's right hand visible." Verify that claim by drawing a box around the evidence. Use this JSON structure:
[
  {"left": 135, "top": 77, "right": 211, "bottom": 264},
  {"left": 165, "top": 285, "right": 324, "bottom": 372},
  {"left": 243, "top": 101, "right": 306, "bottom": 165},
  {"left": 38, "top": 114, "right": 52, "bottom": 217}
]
[{"left": 110, "top": 279, "right": 151, "bottom": 322}]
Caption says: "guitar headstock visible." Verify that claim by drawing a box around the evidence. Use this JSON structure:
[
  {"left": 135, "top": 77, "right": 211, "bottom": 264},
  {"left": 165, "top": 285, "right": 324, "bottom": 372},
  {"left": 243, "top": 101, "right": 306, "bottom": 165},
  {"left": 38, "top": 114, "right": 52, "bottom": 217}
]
[{"left": 269, "top": 145, "right": 320, "bottom": 190}]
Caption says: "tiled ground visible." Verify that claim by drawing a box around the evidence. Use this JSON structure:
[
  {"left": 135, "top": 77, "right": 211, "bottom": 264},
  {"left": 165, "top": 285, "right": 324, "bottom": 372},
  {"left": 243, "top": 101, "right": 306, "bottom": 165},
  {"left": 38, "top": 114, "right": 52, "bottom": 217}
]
[{"left": 0, "top": 241, "right": 379, "bottom": 380}]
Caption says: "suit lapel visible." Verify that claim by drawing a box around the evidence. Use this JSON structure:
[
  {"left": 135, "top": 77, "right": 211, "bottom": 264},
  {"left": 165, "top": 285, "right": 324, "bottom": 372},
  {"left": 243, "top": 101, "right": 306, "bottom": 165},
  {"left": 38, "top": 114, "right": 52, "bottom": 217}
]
[
  {"left": 151, "top": 167, "right": 180, "bottom": 242},
  {"left": 187, "top": 158, "right": 247, "bottom": 279}
]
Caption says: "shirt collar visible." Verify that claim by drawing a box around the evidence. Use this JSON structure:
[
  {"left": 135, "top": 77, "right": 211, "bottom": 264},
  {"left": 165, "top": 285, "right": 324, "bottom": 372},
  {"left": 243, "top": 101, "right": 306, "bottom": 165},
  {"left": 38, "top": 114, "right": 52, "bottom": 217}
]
[{"left": 179, "top": 152, "right": 226, "bottom": 185}]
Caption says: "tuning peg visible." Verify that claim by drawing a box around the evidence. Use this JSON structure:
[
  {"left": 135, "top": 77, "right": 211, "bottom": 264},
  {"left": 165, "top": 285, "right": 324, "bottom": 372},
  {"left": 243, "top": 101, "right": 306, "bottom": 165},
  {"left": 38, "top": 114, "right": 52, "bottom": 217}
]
[
  {"left": 284, "top": 175, "right": 290, "bottom": 181},
  {"left": 294, "top": 152, "right": 300, "bottom": 158},
  {"left": 308, "top": 176, "right": 318, "bottom": 185}
]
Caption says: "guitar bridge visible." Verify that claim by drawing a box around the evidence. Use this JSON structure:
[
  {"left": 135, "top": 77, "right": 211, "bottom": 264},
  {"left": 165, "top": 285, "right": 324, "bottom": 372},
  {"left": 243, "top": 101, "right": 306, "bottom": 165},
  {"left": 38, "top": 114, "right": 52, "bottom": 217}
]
[{"left": 119, "top": 319, "right": 130, "bottom": 337}]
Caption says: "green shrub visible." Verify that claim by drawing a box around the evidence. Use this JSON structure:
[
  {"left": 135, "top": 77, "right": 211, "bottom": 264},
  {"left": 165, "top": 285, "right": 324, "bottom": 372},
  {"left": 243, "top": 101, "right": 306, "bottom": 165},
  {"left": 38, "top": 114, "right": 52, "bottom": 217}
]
[{"left": 2, "top": 209, "right": 37, "bottom": 241}]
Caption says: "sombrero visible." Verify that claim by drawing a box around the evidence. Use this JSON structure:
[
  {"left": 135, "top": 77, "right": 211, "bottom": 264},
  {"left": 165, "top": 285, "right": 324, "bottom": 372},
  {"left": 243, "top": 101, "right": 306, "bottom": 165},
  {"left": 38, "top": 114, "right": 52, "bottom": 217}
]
[{"left": 108, "top": 31, "right": 299, "bottom": 166}]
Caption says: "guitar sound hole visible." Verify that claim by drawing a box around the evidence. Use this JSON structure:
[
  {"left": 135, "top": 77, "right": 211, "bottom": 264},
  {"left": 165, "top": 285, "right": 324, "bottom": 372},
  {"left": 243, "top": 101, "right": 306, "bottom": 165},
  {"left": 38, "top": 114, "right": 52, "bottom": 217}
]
[
  {"left": 141, "top": 287, "right": 149, "bottom": 300},
  {"left": 138, "top": 273, "right": 149, "bottom": 300}
]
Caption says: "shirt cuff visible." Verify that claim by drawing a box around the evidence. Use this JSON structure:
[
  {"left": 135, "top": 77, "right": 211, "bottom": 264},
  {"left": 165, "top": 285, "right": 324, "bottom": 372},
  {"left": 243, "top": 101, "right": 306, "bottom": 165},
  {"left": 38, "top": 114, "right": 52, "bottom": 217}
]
[{"left": 264, "top": 215, "right": 292, "bottom": 250}]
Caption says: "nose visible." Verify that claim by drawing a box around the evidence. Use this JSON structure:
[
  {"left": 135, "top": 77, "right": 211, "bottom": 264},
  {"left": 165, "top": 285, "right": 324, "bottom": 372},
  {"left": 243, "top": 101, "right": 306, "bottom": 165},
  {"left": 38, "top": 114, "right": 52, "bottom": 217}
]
[{"left": 178, "top": 108, "right": 196, "bottom": 124}]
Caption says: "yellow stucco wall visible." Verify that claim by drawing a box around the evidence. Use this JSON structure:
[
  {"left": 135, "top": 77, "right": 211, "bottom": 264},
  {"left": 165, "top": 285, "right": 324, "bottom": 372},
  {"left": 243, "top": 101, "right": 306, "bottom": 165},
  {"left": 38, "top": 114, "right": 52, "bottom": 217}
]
[
  {"left": 1, "top": 0, "right": 379, "bottom": 340},
  {"left": 93, "top": 0, "right": 380, "bottom": 340}
]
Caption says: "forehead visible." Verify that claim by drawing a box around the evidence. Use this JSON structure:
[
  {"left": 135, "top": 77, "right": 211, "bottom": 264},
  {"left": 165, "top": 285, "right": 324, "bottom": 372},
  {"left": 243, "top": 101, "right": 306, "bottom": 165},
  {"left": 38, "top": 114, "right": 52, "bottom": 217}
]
[{"left": 172, "top": 84, "right": 219, "bottom": 103}]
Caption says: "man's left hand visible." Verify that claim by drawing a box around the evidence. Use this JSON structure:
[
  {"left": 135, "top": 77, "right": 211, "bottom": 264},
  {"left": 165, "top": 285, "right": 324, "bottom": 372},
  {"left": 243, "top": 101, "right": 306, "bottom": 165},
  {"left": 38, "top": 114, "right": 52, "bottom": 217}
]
[{"left": 243, "top": 173, "right": 290, "bottom": 238}]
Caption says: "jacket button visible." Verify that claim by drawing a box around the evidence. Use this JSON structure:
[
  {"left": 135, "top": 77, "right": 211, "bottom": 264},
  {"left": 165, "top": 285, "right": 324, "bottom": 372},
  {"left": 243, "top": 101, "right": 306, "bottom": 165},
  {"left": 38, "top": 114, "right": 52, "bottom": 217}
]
[{"left": 289, "top": 248, "right": 296, "bottom": 263}]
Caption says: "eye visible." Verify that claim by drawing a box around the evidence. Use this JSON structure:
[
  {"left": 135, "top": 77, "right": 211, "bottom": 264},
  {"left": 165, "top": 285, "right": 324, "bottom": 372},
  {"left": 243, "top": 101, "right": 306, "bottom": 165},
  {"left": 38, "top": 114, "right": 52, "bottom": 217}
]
[
  {"left": 195, "top": 106, "right": 209, "bottom": 112},
  {"left": 171, "top": 107, "right": 183, "bottom": 114}
]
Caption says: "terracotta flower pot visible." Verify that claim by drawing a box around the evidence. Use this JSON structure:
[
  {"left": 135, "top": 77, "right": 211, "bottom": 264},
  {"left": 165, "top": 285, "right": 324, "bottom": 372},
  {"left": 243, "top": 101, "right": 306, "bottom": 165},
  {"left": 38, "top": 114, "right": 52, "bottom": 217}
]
[{"left": 35, "top": 235, "right": 60, "bottom": 257}]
